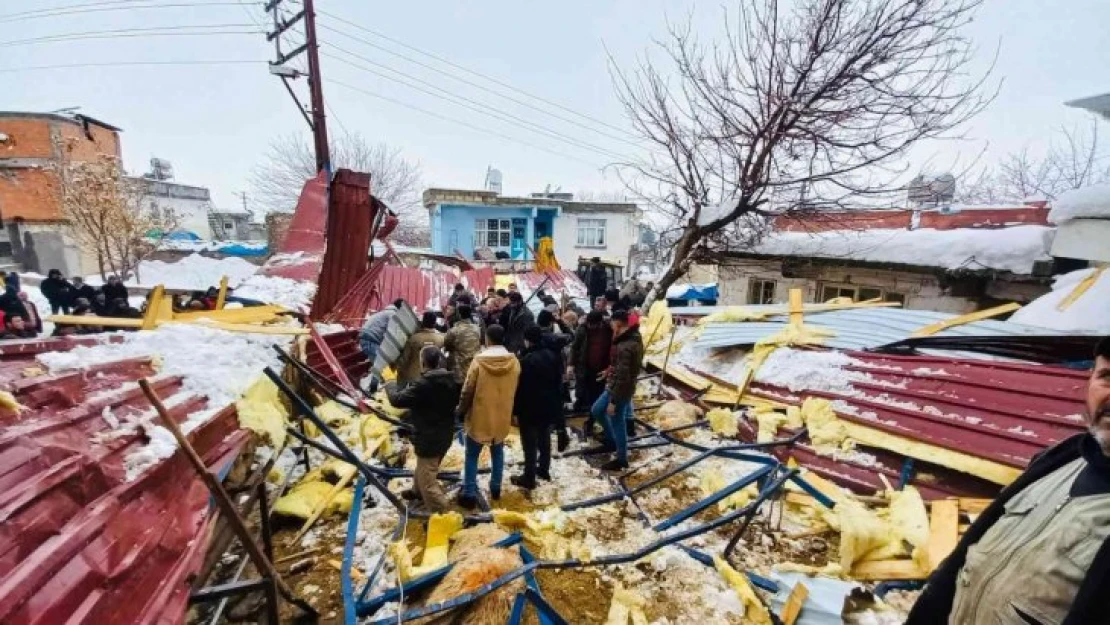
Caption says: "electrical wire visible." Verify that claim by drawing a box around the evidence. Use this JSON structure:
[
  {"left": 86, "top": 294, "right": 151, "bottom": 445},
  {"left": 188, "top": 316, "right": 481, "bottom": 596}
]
[
  {"left": 323, "top": 46, "right": 634, "bottom": 162},
  {"left": 0, "top": 0, "right": 148, "bottom": 21},
  {"left": 0, "top": 59, "right": 265, "bottom": 73},
  {"left": 317, "top": 9, "right": 641, "bottom": 145},
  {"left": 328, "top": 78, "right": 606, "bottom": 169},
  {"left": 0, "top": 1, "right": 253, "bottom": 24},
  {"left": 315, "top": 18, "right": 644, "bottom": 151},
  {"left": 0, "top": 24, "right": 263, "bottom": 48}
]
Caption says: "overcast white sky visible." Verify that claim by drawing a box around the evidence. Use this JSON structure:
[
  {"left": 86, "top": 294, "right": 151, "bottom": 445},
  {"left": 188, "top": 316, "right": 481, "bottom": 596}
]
[{"left": 4, "top": 0, "right": 1109, "bottom": 211}]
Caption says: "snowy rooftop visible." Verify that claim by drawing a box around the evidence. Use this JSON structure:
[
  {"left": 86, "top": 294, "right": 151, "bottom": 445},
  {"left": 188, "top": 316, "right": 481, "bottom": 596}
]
[
  {"left": 1048, "top": 184, "right": 1110, "bottom": 225},
  {"left": 741, "top": 225, "right": 1054, "bottom": 274}
]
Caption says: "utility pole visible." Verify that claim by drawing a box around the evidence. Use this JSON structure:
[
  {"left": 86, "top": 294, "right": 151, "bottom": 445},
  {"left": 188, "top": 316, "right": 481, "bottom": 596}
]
[
  {"left": 234, "top": 191, "right": 249, "bottom": 214},
  {"left": 265, "top": 0, "right": 330, "bottom": 174}
]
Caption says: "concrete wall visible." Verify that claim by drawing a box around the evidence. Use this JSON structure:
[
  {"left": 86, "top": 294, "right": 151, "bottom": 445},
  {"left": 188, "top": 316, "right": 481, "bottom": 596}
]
[
  {"left": 551, "top": 209, "right": 638, "bottom": 269},
  {"left": 714, "top": 258, "right": 1048, "bottom": 313},
  {"left": 432, "top": 204, "right": 536, "bottom": 258},
  {"left": 147, "top": 194, "right": 212, "bottom": 239}
]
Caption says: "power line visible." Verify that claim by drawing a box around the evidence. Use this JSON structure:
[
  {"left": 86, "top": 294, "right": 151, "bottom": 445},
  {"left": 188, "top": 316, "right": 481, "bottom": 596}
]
[
  {"left": 323, "top": 46, "right": 634, "bottom": 162},
  {"left": 0, "top": 24, "right": 263, "bottom": 48},
  {"left": 0, "top": 2, "right": 253, "bottom": 24},
  {"left": 317, "top": 10, "right": 639, "bottom": 144},
  {"left": 0, "top": 0, "right": 149, "bottom": 21},
  {"left": 0, "top": 59, "right": 266, "bottom": 73},
  {"left": 315, "top": 18, "right": 645, "bottom": 150},
  {"left": 328, "top": 78, "right": 606, "bottom": 170}
]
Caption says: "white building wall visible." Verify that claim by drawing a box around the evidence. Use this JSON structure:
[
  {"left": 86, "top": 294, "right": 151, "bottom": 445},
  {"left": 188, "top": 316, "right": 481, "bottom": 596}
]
[
  {"left": 148, "top": 195, "right": 213, "bottom": 239},
  {"left": 552, "top": 210, "right": 638, "bottom": 271}
]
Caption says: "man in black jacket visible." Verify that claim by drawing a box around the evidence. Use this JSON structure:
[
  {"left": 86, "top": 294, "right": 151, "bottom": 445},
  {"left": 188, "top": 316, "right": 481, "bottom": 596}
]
[
  {"left": 907, "top": 336, "right": 1110, "bottom": 625},
  {"left": 384, "top": 346, "right": 461, "bottom": 512},
  {"left": 499, "top": 291, "right": 535, "bottom": 354},
  {"left": 511, "top": 326, "right": 564, "bottom": 490},
  {"left": 40, "top": 269, "right": 74, "bottom": 314},
  {"left": 586, "top": 257, "right": 607, "bottom": 304},
  {"left": 101, "top": 275, "right": 129, "bottom": 303}
]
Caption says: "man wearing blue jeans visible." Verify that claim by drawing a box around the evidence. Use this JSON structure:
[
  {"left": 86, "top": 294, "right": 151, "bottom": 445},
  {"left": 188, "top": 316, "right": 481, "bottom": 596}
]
[
  {"left": 591, "top": 309, "right": 644, "bottom": 471},
  {"left": 455, "top": 324, "right": 520, "bottom": 508}
]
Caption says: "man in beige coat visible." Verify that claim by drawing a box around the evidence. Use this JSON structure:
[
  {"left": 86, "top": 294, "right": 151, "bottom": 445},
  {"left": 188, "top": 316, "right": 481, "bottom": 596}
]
[{"left": 455, "top": 324, "right": 520, "bottom": 508}]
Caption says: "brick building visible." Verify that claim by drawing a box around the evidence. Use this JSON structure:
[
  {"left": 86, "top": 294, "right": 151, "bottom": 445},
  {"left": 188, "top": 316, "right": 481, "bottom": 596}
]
[
  {"left": 713, "top": 204, "right": 1062, "bottom": 314},
  {"left": 0, "top": 111, "right": 122, "bottom": 275}
]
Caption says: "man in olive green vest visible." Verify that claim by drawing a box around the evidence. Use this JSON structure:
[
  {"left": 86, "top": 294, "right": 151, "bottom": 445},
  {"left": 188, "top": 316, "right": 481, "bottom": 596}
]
[{"left": 908, "top": 336, "right": 1110, "bottom": 625}]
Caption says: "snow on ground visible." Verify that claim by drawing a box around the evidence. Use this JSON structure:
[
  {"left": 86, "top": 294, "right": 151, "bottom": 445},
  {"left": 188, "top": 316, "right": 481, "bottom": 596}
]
[
  {"left": 1009, "top": 267, "right": 1110, "bottom": 333},
  {"left": 234, "top": 274, "right": 317, "bottom": 312},
  {"left": 37, "top": 323, "right": 293, "bottom": 479},
  {"left": 1049, "top": 183, "right": 1110, "bottom": 224},
  {"left": 84, "top": 254, "right": 260, "bottom": 290},
  {"left": 749, "top": 225, "right": 1055, "bottom": 274}
]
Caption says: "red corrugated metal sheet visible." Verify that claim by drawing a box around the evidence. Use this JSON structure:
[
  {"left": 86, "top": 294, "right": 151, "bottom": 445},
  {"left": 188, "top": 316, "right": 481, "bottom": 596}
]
[
  {"left": 257, "top": 172, "right": 328, "bottom": 283},
  {"left": 313, "top": 170, "right": 375, "bottom": 317},
  {"left": 672, "top": 348, "right": 1088, "bottom": 498},
  {"left": 0, "top": 338, "right": 245, "bottom": 624}
]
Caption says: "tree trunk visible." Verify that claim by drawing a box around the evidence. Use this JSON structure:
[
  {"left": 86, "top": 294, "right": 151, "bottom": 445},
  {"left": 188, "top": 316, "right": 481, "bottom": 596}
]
[{"left": 642, "top": 226, "right": 701, "bottom": 310}]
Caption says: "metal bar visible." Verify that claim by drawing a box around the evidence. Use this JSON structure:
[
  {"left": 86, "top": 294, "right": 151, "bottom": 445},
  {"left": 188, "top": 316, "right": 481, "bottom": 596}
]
[
  {"left": 342, "top": 477, "right": 365, "bottom": 625},
  {"left": 656, "top": 324, "right": 679, "bottom": 398},
  {"left": 137, "top": 379, "right": 317, "bottom": 618},
  {"left": 519, "top": 547, "right": 557, "bottom": 625},
  {"left": 275, "top": 42, "right": 308, "bottom": 65},
  {"left": 266, "top": 9, "right": 304, "bottom": 41},
  {"left": 189, "top": 578, "right": 270, "bottom": 603},
  {"left": 507, "top": 592, "right": 528, "bottom": 625},
  {"left": 524, "top": 587, "right": 569, "bottom": 625},
  {"left": 653, "top": 464, "right": 775, "bottom": 531},
  {"left": 257, "top": 481, "right": 280, "bottom": 625}
]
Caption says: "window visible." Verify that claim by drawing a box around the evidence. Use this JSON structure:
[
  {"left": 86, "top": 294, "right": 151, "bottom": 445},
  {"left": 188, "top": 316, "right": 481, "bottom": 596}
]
[
  {"left": 223, "top": 222, "right": 234, "bottom": 231},
  {"left": 820, "top": 283, "right": 905, "bottom": 304},
  {"left": 474, "top": 218, "right": 512, "bottom": 248},
  {"left": 576, "top": 218, "right": 607, "bottom": 247},
  {"left": 748, "top": 279, "right": 777, "bottom": 305}
]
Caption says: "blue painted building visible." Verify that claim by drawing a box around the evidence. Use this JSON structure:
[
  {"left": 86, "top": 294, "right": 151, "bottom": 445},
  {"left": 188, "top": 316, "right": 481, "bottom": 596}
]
[{"left": 424, "top": 188, "right": 640, "bottom": 268}]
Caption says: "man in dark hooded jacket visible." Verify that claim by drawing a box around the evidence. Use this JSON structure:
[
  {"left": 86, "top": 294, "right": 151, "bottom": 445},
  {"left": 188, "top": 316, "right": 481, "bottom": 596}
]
[
  {"left": 40, "top": 269, "right": 74, "bottom": 314},
  {"left": 499, "top": 291, "right": 535, "bottom": 354},
  {"left": 586, "top": 257, "right": 607, "bottom": 303},
  {"left": 906, "top": 336, "right": 1110, "bottom": 625},
  {"left": 591, "top": 310, "right": 643, "bottom": 471},
  {"left": 385, "top": 346, "right": 461, "bottom": 512},
  {"left": 511, "top": 326, "right": 564, "bottom": 490}
]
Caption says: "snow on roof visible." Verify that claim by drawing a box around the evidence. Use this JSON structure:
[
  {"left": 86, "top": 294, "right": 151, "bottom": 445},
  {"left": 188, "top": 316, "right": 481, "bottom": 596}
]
[
  {"left": 745, "top": 225, "right": 1054, "bottom": 274},
  {"left": 1048, "top": 184, "right": 1110, "bottom": 225},
  {"left": 1008, "top": 267, "right": 1110, "bottom": 333}
]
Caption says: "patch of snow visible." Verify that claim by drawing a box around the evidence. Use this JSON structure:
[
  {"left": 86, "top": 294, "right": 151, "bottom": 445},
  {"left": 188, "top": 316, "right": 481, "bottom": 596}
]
[
  {"left": 749, "top": 225, "right": 1055, "bottom": 274},
  {"left": 86, "top": 254, "right": 260, "bottom": 290},
  {"left": 1009, "top": 267, "right": 1110, "bottom": 333},
  {"left": 755, "top": 348, "right": 868, "bottom": 394},
  {"left": 234, "top": 274, "right": 317, "bottom": 312},
  {"left": 912, "top": 367, "right": 951, "bottom": 376},
  {"left": 36, "top": 323, "right": 292, "bottom": 479},
  {"left": 1048, "top": 184, "right": 1110, "bottom": 224}
]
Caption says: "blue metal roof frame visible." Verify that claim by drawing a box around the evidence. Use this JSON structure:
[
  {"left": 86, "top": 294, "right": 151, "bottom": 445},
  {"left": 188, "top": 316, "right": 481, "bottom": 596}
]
[{"left": 694, "top": 307, "right": 1064, "bottom": 351}]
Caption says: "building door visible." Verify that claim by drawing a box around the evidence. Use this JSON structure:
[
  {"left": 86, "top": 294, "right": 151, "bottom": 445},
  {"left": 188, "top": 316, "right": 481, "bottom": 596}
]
[{"left": 511, "top": 218, "right": 526, "bottom": 258}]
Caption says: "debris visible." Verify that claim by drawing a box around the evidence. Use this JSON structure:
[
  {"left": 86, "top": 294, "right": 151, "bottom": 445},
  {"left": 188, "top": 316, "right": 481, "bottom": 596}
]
[
  {"left": 714, "top": 555, "right": 773, "bottom": 625},
  {"left": 706, "top": 407, "right": 739, "bottom": 437},
  {"left": 605, "top": 584, "right": 649, "bottom": 625}
]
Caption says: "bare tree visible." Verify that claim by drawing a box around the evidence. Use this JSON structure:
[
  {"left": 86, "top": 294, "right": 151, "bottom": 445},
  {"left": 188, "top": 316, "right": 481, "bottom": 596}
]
[
  {"left": 251, "top": 132, "right": 427, "bottom": 245},
  {"left": 954, "top": 121, "right": 1110, "bottom": 203},
  {"left": 611, "top": 0, "right": 992, "bottom": 307},
  {"left": 53, "top": 154, "right": 174, "bottom": 281}
]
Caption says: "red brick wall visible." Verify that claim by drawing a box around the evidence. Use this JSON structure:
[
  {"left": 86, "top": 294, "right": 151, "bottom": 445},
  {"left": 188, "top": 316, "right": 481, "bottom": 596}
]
[
  {"left": 0, "top": 115, "right": 121, "bottom": 222},
  {"left": 774, "top": 210, "right": 912, "bottom": 232},
  {"left": 918, "top": 206, "right": 1049, "bottom": 230},
  {"left": 772, "top": 205, "right": 1049, "bottom": 232}
]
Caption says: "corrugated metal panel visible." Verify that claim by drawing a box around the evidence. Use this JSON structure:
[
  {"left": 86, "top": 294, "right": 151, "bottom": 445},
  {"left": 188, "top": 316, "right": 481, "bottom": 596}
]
[
  {"left": 695, "top": 307, "right": 1060, "bottom": 350},
  {"left": 0, "top": 340, "right": 245, "bottom": 623},
  {"left": 257, "top": 172, "right": 328, "bottom": 283},
  {"left": 313, "top": 169, "right": 374, "bottom": 317}
]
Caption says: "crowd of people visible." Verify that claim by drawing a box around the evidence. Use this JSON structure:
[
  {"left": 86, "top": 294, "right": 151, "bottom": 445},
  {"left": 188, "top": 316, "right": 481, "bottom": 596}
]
[
  {"left": 359, "top": 273, "right": 647, "bottom": 512},
  {"left": 37, "top": 269, "right": 144, "bottom": 336}
]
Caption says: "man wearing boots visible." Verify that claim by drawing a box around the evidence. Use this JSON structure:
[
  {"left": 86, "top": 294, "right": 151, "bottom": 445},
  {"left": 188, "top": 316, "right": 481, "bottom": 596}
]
[
  {"left": 511, "top": 326, "right": 564, "bottom": 490},
  {"left": 590, "top": 309, "right": 643, "bottom": 471}
]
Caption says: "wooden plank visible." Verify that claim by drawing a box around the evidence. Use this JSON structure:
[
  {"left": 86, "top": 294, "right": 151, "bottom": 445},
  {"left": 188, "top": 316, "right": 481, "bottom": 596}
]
[
  {"left": 141, "top": 285, "right": 165, "bottom": 330},
  {"left": 927, "top": 498, "right": 960, "bottom": 571},
  {"left": 910, "top": 302, "right": 1021, "bottom": 337},
  {"left": 47, "top": 315, "right": 144, "bottom": 329},
  {"left": 850, "top": 559, "right": 927, "bottom": 580},
  {"left": 788, "top": 288, "right": 804, "bottom": 327},
  {"left": 1057, "top": 266, "right": 1106, "bottom": 311},
  {"left": 215, "top": 275, "right": 229, "bottom": 310},
  {"left": 956, "top": 498, "right": 992, "bottom": 514},
  {"left": 780, "top": 582, "right": 809, "bottom": 625}
]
